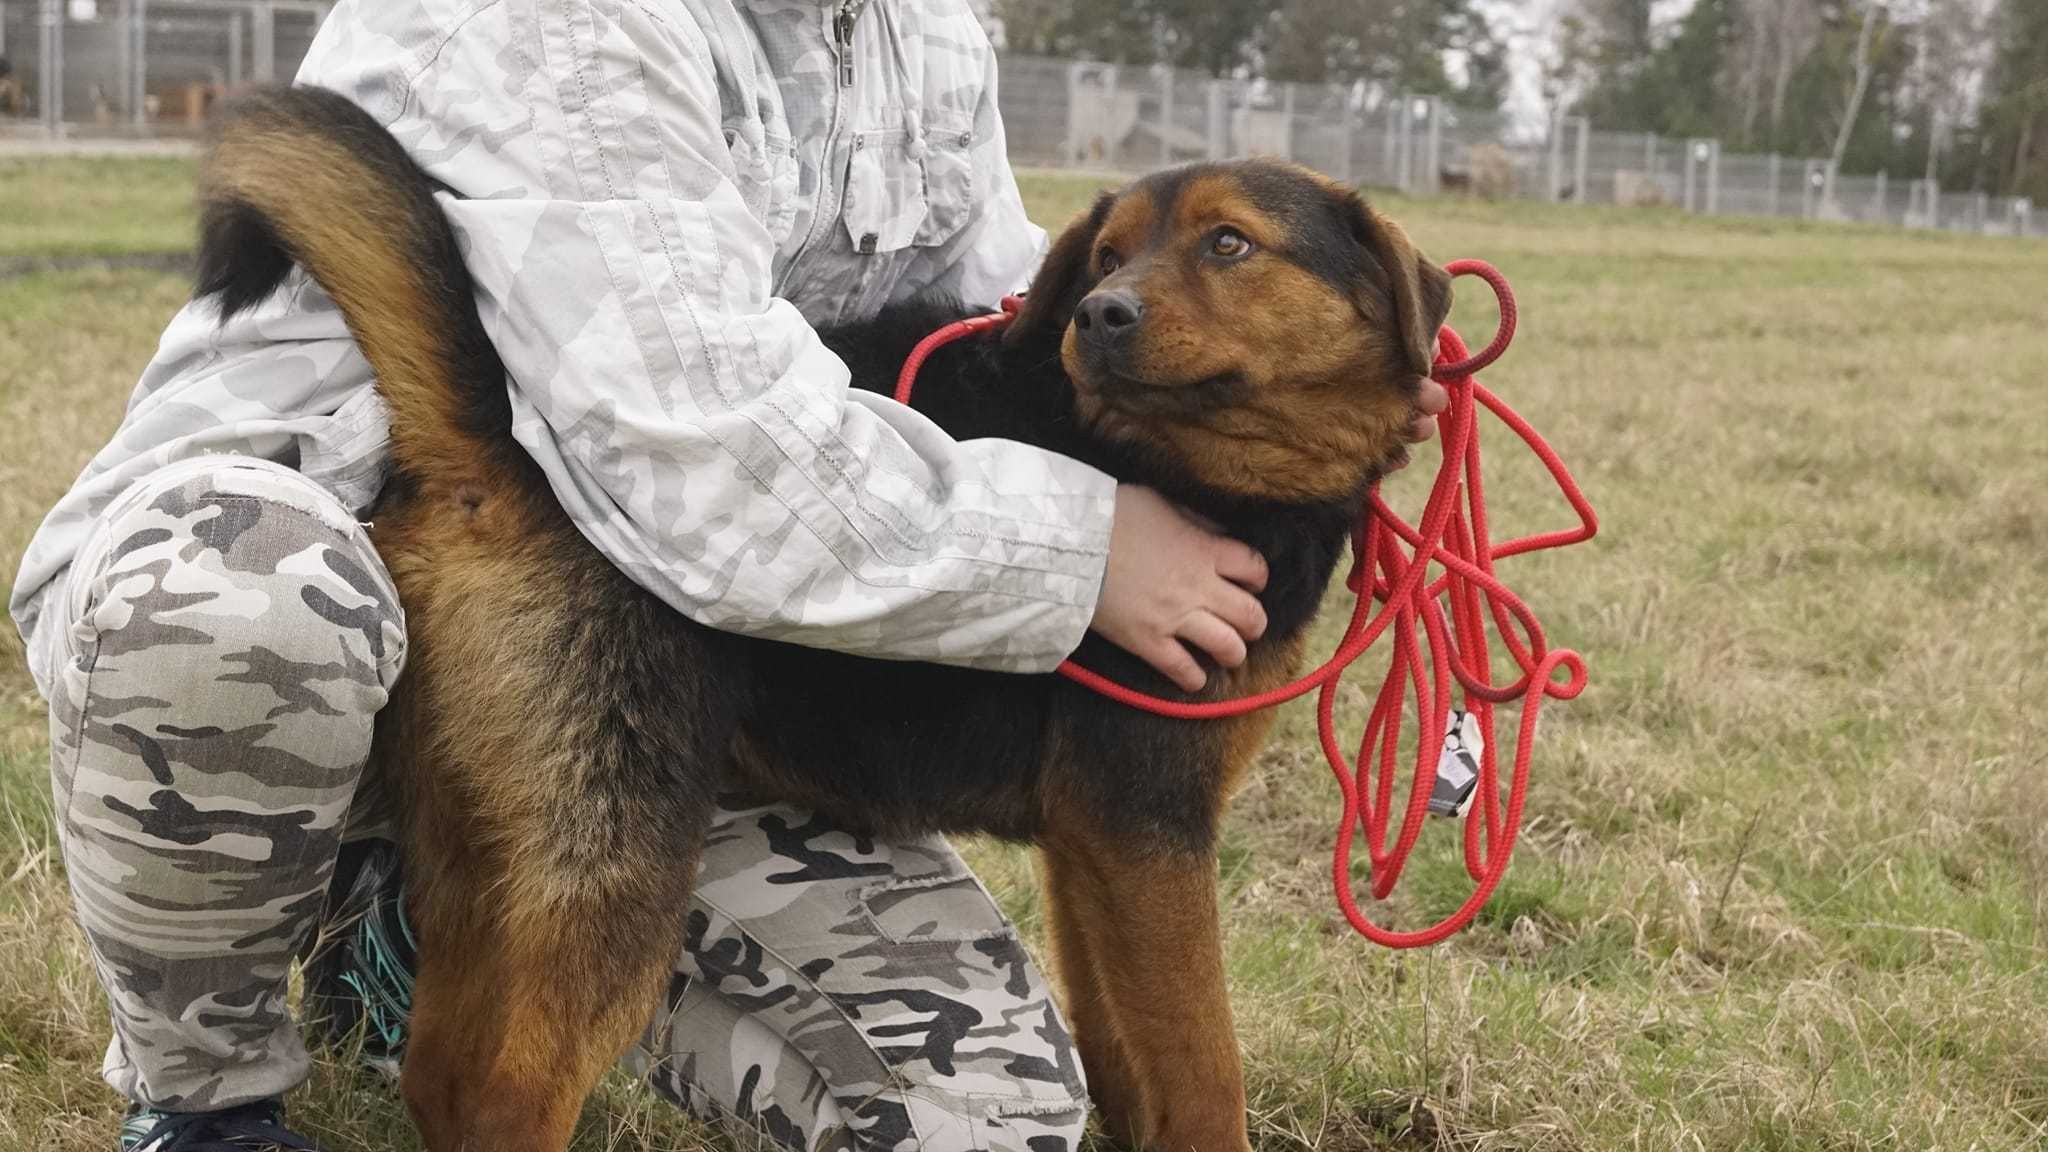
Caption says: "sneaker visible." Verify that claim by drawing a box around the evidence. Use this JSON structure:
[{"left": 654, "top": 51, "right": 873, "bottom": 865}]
[
  {"left": 303, "top": 839, "right": 415, "bottom": 1076},
  {"left": 119, "top": 1099, "right": 326, "bottom": 1151}
]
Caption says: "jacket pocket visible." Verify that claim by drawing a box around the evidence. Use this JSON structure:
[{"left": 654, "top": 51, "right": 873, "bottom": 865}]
[
  {"left": 913, "top": 114, "right": 976, "bottom": 248},
  {"left": 728, "top": 124, "right": 800, "bottom": 249},
  {"left": 841, "top": 126, "right": 927, "bottom": 255},
  {"left": 839, "top": 113, "right": 975, "bottom": 256}
]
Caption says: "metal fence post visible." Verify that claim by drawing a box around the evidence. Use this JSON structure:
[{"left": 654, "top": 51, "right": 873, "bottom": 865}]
[
  {"left": 1974, "top": 191, "right": 1989, "bottom": 233},
  {"left": 1156, "top": 66, "right": 1172, "bottom": 168},
  {"left": 1424, "top": 96, "right": 1442, "bottom": 194},
  {"left": 1063, "top": 63, "right": 1084, "bottom": 165},
  {"left": 1100, "top": 65, "right": 1119, "bottom": 169},
  {"left": 1277, "top": 81, "right": 1294, "bottom": 161},
  {"left": 1766, "top": 154, "right": 1780, "bottom": 216},
  {"left": 1802, "top": 158, "right": 1826, "bottom": 218},
  {"left": 1393, "top": 95, "right": 1411, "bottom": 192},
  {"left": 130, "top": 0, "right": 146, "bottom": 126},
  {"left": 114, "top": 0, "right": 129, "bottom": 121},
  {"left": 1683, "top": 140, "right": 1717, "bottom": 212},
  {"left": 227, "top": 9, "right": 242, "bottom": 89},
  {"left": 1906, "top": 178, "right": 1937, "bottom": 227},
  {"left": 1379, "top": 98, "right": 1397, "bottom": 188},
  {"left": 1573, "top": 116, "right": 1589, "bottom": 203},
  {"left": 37, "top": 0, "right": 61, "bottom": 134},
  {"left": 1707, "top": 139, "right": 1720, "bottom": 214},
  {"left": 1334, "top": 85, "right": 1354, "bottom": 184},
  {"left": 1644, "top": 132, "right": 1658, "bottom": 180},
  {"left": 1547, "top": 112, "right": 1563, "bottom": 202},
  {"left": 252, "top": 1, "right": 275, "bottom": 82},
  {"left": 1206, "top": 79, "right": 1226, "bottom": 161}
]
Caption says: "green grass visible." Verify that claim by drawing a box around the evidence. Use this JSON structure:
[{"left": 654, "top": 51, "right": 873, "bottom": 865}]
[
  {"left": 0, "top": 157, "right": 198, "bottom": 259},
  {"left": 4, "top": 157, "right": 2048, "bottom": 1149}
]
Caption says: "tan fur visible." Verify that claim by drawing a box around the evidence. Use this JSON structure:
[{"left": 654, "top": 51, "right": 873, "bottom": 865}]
[
  {"left": 207, "top": 106, "right": 1439, "bottom": 1149},
  {"left": 1041, "top": 812, "right": 1245, "bottom": 1152},
  {"left": 1062, "top": 169, "right": 1444, "bottom": 504},
  {"left": 202, "top": 127, "right": 519, "bottom": 499}
]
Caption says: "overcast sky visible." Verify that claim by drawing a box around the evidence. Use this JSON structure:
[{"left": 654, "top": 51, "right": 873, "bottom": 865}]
[
  {"left": 1481, "top": 0, "right": 1703, "bottom": 133},
  {"left": 1476, "top": 0, "right": 1562, "bottom": 133}
]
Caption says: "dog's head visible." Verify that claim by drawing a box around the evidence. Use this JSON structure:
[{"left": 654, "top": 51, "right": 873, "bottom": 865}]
[{"left": 1009, "top": 160, "right": 1452, "bottom": 504}]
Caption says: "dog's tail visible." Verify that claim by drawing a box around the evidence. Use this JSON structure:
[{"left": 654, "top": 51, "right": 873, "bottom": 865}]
[{"left": 195, "top": 85, "right": 516, "bottom": 491}]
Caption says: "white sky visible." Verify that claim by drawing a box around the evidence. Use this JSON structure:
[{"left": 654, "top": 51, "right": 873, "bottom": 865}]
[
  {"left": 1476, "top": 0, "right": 1563, "bottom": 134},
  {"left": 1480, "top": 0, "right": 1701, "bottom": 134}
]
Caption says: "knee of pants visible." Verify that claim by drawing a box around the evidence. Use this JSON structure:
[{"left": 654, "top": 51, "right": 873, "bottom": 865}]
[
  {"left": 60, "top": 457, "right": 407, "bottom": 756},
  {"left": 654, "top": 809, "right": 1093, "bottom": 1152},
  {"left": 636, "top": 974, "right": 1092, "bottom": 1152}
]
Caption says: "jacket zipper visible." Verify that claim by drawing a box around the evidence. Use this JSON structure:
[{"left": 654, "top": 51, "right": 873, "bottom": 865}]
[
  {"left": 834, "top": 0, "right": 857, "bottom": 88},
  {"left": 785, "top": 0, "right": 864, "bottom": 294}
]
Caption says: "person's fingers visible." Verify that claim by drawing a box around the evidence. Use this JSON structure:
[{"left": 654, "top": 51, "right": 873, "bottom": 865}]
[
  {"left": 1213, "top": 538, "right": 1269, "bottom": 592},
  {"left": 1405, "top": 380, "right": 1449, "bottom": 443},
  {"left": 1178, "top": 610, "right": 1248, "bottom": 671},
  {"left": 1209, "top": 581, "right": 1267, "bottom": 643},
  {"left": 1144, "top": 638, "right": 1208, "bottom": 693}
]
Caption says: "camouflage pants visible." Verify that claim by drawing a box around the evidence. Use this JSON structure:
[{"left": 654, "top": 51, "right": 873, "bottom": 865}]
[{"left": 35, "top": 455, "right": 1087, "bottom": 1151}]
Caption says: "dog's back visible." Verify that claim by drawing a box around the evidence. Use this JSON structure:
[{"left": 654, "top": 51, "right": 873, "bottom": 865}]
[{"left": 190, "top": 88, "right": 1410, "bottom": 1150}]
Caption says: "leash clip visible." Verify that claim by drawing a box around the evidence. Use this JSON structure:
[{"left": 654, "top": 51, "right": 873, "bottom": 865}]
[{"left": 1428, "top": 709, "right": 1484, "bottom": 819}]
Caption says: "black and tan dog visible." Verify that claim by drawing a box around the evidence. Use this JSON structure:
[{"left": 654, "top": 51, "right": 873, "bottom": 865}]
[{"left": 194, "top": 87, "right": 1451, "bottom": 1152}]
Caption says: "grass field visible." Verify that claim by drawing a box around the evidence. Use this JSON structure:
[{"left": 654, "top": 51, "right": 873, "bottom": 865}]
[{"left": 3, "top": 154, "right": 2047, "bottom": 1151}]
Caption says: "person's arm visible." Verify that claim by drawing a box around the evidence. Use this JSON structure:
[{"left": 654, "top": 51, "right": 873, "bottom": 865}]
[
  {"left": 310, "top": 0, "right": 1265, "bottom": 686},
  {"left": 324, "top": 0, "right": 1123, "bottom": 673}
]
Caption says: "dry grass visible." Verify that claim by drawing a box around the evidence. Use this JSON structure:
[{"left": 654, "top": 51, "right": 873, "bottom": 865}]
[
  {"left": 0, "top": 157, "right": 197, "bottom": 260},
  {"left": 3, "top": 157, "right": 2047, "bottom": 1150}
]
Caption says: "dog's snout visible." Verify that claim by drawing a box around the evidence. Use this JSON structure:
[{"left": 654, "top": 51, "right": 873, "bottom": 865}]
[{"left": 1075, "top": 291, "right": 1144, "bottom": 344}]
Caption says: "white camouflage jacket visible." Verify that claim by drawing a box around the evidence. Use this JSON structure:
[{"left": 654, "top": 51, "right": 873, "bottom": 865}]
[{"left": 12, "top": 0, "right": 1120, "bottom": 685}]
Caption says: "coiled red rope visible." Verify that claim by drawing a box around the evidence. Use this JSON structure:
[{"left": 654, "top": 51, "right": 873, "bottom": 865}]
[{"left": 896, "top": 261, "right": 1596, "bottom": 948}]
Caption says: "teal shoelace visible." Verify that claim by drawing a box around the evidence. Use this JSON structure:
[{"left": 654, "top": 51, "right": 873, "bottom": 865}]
[{"left": 336, "top": 883, "right": 416, "bottom": 1058}]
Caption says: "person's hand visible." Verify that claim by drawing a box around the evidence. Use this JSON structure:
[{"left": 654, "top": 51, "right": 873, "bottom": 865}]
[
  {"left": 1091, "top": 485, "right": 1268, "bottom": 693},
  {"left": 1387, "top": 376, "right": 1451, "bottom": 471}
]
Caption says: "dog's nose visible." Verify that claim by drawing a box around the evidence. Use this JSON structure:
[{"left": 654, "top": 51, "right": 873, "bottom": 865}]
[{"left": 1074, "top": 291, "right": 1144, "bottom": 343}]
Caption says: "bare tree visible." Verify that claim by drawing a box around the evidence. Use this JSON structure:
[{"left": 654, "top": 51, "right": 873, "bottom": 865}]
[
  {"left": 1732, "top": 0, "right": 1771, "bottom": 146},
  {"left": 1766, "top": 1, "right": 1822, "bottom": 146},
  {"left": 1906, "top": 0, "right": 1997, "bottom": 188},
  {"left": 1822, "top": 1, "right": 1886, "bottom": 213}
]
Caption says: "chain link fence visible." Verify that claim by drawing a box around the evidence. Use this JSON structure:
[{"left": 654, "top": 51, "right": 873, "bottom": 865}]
[
  {"left": 996, "top": 54, "right": 2040, "bottom": 240},
  {"left": 2, "top": 8, "right": 2037, "bottom": 242},
  {"left": 2, "top": 0, "right": 319, "bottom": 134}
]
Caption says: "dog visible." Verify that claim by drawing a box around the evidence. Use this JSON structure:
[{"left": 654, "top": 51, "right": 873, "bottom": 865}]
[{"left": 194, "top": 86, "right": 1452, "bottom": 1152}]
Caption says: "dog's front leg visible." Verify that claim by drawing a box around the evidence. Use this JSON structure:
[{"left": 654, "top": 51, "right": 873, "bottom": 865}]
[{"left": 1042, "top": 821, "right": 1250, "bottom": 1152}]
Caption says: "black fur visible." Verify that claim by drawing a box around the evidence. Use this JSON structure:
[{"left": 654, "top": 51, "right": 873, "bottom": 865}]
[
  {"left": 193, "top": 197, "right": 294, "bottom": 318},
  {"left": 742, "top": 307, "right": 1358, "bottom": 850},
  {"left": 193, "top": 88, "right": 1371, "bottom": 861}
]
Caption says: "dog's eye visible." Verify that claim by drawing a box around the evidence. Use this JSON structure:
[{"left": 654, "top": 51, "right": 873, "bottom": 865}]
[
  {"left": 1210, "top": 229, "right": 1253, "bottom": 260},
  {"left": 1097, "top": 246, "right": 1121, "bottom": 275}
]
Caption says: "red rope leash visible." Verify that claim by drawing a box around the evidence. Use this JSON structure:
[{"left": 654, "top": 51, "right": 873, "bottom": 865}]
[{"left": 895, "top": 261, "right": 1597, "bottom": 948}]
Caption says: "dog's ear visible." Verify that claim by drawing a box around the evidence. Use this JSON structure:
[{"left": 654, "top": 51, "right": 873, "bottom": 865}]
[
  {"left": 1006, "top": 192, "right": 1115, "bottom": 346},
  {"left": 1344, "top": 194, "right": 1453, "bottom": 377}
]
